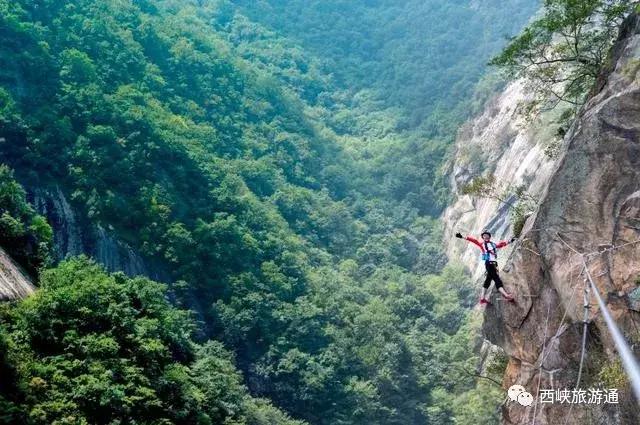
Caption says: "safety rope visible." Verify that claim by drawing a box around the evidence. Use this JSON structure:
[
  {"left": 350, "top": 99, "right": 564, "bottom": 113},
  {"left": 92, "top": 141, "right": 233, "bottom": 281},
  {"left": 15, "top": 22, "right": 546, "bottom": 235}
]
[
  {"left": 553, "top": 232, "right": 640, "bottom": 400},
  {"left": 464, "top": 226, "right": 640, "bottom": 393},
  {"left": 531, "top": 299, "right": 552, "bottom": 425},
  {"left": 463, "top": 221, "right": 640, "bottom": 417},
  {"left": 560, "top": 271, "right": 591, "bottom": 425},
  {"left": 584, "top": 239, "right": 640, "bottom": 259},
  {"left": 581, "top": 255, "right": 640, "bottom": 402},
  {"left": 539, "top": 260, "right": 583, "bottom": 367},
  {"left": 575, "top": 274, "right": 590, "bottom": 388},
  {"left": 483, "top": 227, "right": 640, "bottom": 420},
  {"left": 530, "top": 254, "right": 582, "bottom": 425}
]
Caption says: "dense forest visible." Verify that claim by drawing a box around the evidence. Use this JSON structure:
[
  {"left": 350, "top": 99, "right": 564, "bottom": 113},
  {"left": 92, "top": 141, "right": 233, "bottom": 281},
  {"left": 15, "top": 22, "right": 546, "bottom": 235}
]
[{"left": 0, "top": 0, "right": 538, "bottom": 424}]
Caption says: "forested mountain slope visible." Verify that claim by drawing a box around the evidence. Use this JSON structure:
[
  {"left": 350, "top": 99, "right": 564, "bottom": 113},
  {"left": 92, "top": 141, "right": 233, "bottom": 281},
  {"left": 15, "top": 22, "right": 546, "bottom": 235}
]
[
  {"left": 230, "top": 0, "right": 540, "bottom": 215},
  {"left": 0, "top": 0, "right": 537, "bottom": 424},
  {"left": 232, "top": 0, "right": 538, "bottom": 132}
]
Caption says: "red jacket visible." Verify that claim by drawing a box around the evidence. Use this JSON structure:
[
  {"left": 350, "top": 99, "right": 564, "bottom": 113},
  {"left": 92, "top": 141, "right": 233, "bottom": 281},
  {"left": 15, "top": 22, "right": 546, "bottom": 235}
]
[{"left": 464, "top": 236, "right": 509, "bottom": 262}]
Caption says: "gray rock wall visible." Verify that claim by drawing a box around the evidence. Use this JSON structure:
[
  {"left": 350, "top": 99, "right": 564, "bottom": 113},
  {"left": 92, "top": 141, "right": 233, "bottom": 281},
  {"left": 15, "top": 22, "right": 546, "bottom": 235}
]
[
  {"left": 486, "top": 14, "right": 640, "bottom": 425},
  {"left": 30, "top": 186, "right": 167, "bottom": 282},
  {"left": 0, "top": 245, "right": 35, "bottom": 301}
]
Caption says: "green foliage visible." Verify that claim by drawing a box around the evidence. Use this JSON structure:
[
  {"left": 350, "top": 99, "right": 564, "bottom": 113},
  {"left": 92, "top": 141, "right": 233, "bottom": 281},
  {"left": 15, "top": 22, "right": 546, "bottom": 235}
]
[
  {"left": 485, "top": 350, "right": 509, "bottom": 379},
  {"left": 0, "top": 257, "right": 482, "bottom": 425},
  {"left": 510, "top": 186, "right": 537, "bottom": 238},
  {"left": 0, "top": 165, "right": 52, "bottom": 273},
  {"left": 511, "top": 204, "right": 529, "bottom": 238},
  {"left": 224, "top": 0, "right": 538, "bottom": 215},
  {"left": 462, "top": 175, "right": 537, "bottom": 237},
  {"left": 0, "top": 258, "right": 302, "bottom": 425},
  {"left": 491, "top": 0, "right": 636, "bottom": 112},
  {"left": 449, "top": 381, "right": 503, "bottom": 425},
  {"left": 239, "top": 262, "right": 480, "bottom": 424},
  {"left": 461, "top": 175, "right": 497, "bottom": 199},
  {"left": 0, "top": 0, "right": 542, "bottom": 423},
  {"left": 231, "top": 0, "right": 538, "bottom": 133},
  {"left": 598, "top": 358, "right": 628, "bottom": 389}
]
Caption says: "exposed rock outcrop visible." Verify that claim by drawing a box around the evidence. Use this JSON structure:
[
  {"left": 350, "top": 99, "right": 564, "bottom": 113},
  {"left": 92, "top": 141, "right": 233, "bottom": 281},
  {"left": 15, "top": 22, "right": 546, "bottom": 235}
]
[
  {"left": 2, "top": 185, "right": 168, "bottom": 303},
  {"left": 443, "top": 13, "right": 640, "bottom": 425},
  {"left": 0, "top": 245, "right": 35, "bottom": 301},
  {"left": 444, "top": 13, "right": 640, "bottom": 425},
  {"left": 442, "top": 80, "right": 557, "bottom": 279},
  {"left": 491, "top": 14, "right": 640, "bottom": 424},
  {"left": 30, "top": 186, "right": 167, "bottom": 282},
  {"left": 32, "top": 185, "right": 84, "bottom": 258}
]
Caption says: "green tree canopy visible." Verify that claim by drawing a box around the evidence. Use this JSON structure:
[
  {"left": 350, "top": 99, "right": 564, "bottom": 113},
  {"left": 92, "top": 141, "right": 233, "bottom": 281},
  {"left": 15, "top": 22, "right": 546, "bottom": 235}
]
[
  {"left": 0, "top": 257, "right": 303, "bottom": 425},
  {"left": 491, "top": 0, "right": 637, "bottom": 110}
]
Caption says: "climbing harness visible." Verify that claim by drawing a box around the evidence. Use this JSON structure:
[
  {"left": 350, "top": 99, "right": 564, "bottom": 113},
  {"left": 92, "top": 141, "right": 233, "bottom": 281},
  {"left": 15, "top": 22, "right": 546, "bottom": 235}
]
[
  {"left": 461, "top": 221, "right": 640, "bottom": 419},
  {"left": 482, "top": 241, "right": 498, "bottom": 262}
]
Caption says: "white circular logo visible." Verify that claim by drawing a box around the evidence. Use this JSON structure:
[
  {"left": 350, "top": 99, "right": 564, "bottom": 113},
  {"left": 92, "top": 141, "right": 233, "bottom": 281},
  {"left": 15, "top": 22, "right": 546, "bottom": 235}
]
[
  {"left": 507, "top": 384, "right": 526, "bottom": 402},
  {"left": 517, "top": 391, "right": 534, "bottom": 406}
]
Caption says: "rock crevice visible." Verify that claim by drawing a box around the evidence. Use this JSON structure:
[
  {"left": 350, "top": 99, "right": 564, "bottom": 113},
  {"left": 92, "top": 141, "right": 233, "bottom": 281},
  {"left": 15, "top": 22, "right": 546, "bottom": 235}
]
[
  {"left": 489, "top": 14, "right": 640, "bottom": 424},
  {"left": 443, "top": 12, "right": 640, "bottom": 425}
]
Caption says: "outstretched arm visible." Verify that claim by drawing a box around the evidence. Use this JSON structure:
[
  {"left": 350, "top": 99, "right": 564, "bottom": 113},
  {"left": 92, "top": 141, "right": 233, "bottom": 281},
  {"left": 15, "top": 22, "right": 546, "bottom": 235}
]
[
  {"left": 496, "top": 237, "right": 517, "bottom": 249},
  {"left": 465, "top": 235, "right": 483, "bottom": 248},
  {"left": 455, "top": 232, "right": 483, "bottom": 249}
]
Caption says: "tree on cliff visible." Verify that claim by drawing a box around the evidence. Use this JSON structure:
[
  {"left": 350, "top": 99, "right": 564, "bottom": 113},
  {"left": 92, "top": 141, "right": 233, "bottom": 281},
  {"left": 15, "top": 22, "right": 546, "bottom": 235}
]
[
  {"left": 0, "top": 165, "right": 52, "bottom": 274},
  {"left": 491, "top": 0, "right": 638, "bottom": 112}
]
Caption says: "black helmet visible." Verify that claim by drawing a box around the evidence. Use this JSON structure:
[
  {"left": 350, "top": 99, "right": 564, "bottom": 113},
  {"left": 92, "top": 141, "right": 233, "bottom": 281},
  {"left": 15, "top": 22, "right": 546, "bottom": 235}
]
[{"left": 481, "top": 230, "right": 491, "bottom": 237}]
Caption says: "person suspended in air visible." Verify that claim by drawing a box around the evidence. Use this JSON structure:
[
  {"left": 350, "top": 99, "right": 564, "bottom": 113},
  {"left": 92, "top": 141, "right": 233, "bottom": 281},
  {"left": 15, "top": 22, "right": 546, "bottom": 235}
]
[{"left": 455, "top": 230, "right": 516, "bottom": 305}]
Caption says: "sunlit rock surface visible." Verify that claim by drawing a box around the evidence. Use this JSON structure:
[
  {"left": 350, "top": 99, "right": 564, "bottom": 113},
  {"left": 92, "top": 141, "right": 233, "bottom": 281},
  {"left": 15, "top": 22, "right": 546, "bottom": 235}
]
[
  {"left": 443, "top": 13, "right": 640, "bottom": 425},
  {"left": 0, "top": 245, "right": 35, "bottom": 301},
  {"left": 442, "top": 79, "right": 556, "bottom": 279}
]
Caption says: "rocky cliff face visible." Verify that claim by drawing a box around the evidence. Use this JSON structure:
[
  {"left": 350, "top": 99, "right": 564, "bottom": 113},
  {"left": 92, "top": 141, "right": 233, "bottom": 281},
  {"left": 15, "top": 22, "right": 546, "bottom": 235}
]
[
  {"left": 0, "top": 245, "right": 35, "bottom": 301},
  {"left": 442, "top": 79, "right": 558, "bottom": 279},
  {"left": 444, "top": 14, "right": 640, "bottom": 425},
  {"left": 1, "top": 185, "right": 167, "bottom": 303},
  {"left": 30, "top": 186, "right": 167, "bottom": 282}
]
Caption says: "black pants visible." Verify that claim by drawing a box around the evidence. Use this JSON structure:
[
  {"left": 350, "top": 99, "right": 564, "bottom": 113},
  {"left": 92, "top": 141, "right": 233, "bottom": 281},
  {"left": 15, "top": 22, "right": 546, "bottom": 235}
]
[{"left": 483, "top": 261, "right": 503, "bottom": 289}]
